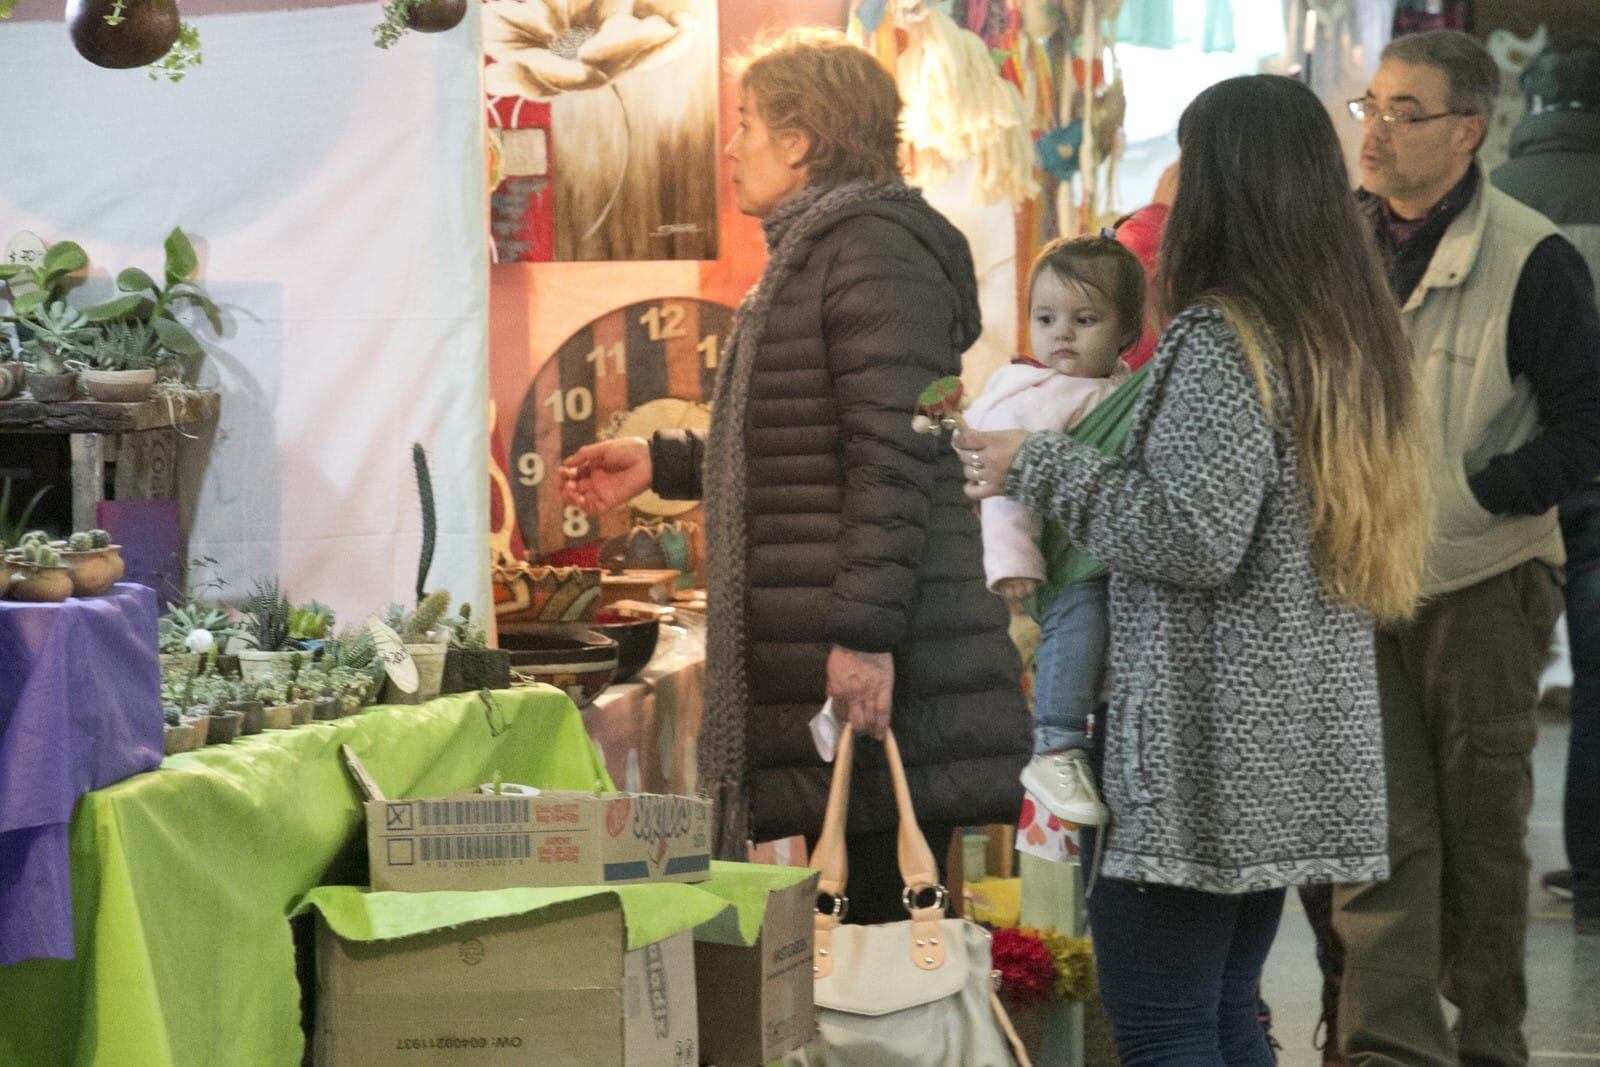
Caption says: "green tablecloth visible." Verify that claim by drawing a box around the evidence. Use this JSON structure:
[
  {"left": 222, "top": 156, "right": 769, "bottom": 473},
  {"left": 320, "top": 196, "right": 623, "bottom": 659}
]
[{"left": 0, "top": 688, "right": 609, "bottom": 1067}]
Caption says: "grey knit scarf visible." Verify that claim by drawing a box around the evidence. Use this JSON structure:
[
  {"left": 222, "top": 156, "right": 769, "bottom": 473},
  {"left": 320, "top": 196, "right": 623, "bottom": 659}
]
[{"left": 698, "top": 178, "right": 925, "bottom": 859}]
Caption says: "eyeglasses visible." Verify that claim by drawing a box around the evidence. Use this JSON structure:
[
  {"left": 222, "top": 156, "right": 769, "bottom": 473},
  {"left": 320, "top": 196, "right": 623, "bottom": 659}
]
[{"left": 1347, "top": 98, "right": 1473, "bottom": 129}]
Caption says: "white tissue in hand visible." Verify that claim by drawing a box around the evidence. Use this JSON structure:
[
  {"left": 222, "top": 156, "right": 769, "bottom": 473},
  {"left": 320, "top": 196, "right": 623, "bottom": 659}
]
[{"left": 810, "top": 698, "right": 843, "bottom": 762}]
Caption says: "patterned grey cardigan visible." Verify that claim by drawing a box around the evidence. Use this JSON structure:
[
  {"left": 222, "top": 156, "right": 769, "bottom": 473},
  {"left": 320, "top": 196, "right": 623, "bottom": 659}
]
[{"left": 1008, "top": 304, "right": 1389, "bottom": 893}]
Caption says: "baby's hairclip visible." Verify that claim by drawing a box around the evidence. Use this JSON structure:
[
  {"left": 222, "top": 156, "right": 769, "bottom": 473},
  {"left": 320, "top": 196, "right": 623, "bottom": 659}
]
[{"left": 1098, "top": 226, "right": 1117, "bottom": 240}]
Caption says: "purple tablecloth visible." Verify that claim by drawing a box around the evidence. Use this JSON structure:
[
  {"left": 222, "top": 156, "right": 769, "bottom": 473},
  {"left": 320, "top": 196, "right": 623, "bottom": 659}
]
[{"left": 0, "top": 582, "right": 163, "bottom": 966}]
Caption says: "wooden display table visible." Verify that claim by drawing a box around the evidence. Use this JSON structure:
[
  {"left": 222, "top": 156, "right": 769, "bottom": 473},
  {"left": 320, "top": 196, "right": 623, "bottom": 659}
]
[{"left": 0, "top": 391, "right": 219, "bottom": 530}]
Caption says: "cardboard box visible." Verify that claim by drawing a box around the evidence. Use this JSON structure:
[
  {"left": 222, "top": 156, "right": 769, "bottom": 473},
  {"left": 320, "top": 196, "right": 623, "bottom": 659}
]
[
  {"left": 315, "top": 897, "right": 699, "bottom": 1067},
  {"left": 366, "top": 789, "right": 712, "bottom": 892},
  {"left": 692, "top": 871, "right": 818, "bottom": 1066}
]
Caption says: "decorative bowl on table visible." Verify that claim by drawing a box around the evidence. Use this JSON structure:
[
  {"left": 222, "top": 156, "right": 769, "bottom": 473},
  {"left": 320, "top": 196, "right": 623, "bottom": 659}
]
[
  {"left": 492, "top": 563, "right": 603, "bottom": 624},
  {"left": 499, "top": 625, "right": 618, "bottom": 707},
  {"left": 60, "top": 546, "right": 121, "bottom": 597},
  {"left": 591, "top": 611, "right": 660, "bottom": 683}
]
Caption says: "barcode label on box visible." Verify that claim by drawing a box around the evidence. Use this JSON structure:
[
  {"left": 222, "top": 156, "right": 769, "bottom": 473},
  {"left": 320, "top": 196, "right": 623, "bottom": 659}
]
[
  {"left": 418, "top": 834, "right": 533, "bottom": 862},
  {"left": 417, "top": 798, "right": 531, "bottom": 828}
]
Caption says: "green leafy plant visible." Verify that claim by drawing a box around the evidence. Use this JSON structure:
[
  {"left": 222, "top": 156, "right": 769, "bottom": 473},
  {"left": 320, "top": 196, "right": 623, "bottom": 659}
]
[
  {"left": 288, "top": 601, "right": 336, "bottom": 641},
  {"left": 240, "top": 577, "right": 292, "bottom": 652},
  {"left": 147, "top": 23, "right": 201, "bottom": 83},
  {"left": 373, "top": 0, "right": 424, "bottom": 48},
  {"left": 0, "top": 480, "right": 50, "bottom": 551},
  {"left": 84, "top": 227, "right": 220, "bottom": 361},
  {"left": 0, "top": 240, "right": 88, "bottom": 322}
]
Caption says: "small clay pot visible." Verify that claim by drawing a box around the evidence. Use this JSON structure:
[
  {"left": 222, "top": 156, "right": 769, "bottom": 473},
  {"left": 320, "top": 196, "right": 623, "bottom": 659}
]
[
  {"left": 262, "top": 704, "right": 295, "bottom": 729},
  {"left": 108, "top": 546, "right": 125, "bottom": 582},
  {"left": 0, "top": 362, "right": 25, "bottom": 400},
  {"left": 163, "top": 722, "right": 196, "bottom": 755},
  {"left": 405, "top": 0, "right": 467, "bottom": 33},
  {"left": 312, "top": 697, "right": 339, "bottom": 721},
  {"left": 206, "top": 710, "right": 243, "bottom": 744},
  {"left": 66, "top": 0, "right": 181, "bottom": 68},
  {"left": 27, "top": 372, "right": 76, "bottom": 403},
  {"left": 8, "top": 565, "right": 73, "bottom": 603},
  {"left": 182, "top": 715, "right": 210, "bottom": 748},
  {"left": 60, "top": 547, "right": 119, "bottom": 597},
  {"left": 289, "top": 699, "right": 314, "bottom": 726},
  {"left": 229, "top": 700, "right": 265, "bottom": 735},
  {"left": 83, "top": 368, "right": 156, "bottom": 403}
]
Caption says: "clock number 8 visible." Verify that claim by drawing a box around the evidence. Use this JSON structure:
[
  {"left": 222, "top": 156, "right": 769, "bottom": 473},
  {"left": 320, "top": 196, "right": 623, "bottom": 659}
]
[{"left": 563, "top": 506, "right": 591, "bottom": 540}]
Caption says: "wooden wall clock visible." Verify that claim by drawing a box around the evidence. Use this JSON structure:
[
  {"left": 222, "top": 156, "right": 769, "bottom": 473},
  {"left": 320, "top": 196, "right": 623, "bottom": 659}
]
[{"left": 509, "top": 297, "right": 735, "bottom": 562}]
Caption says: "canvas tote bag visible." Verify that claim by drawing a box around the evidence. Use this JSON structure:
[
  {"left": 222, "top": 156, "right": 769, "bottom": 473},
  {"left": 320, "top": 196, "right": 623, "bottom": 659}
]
[{"left": 785, "top": 727, "right": 1031, "bottom": 1067}]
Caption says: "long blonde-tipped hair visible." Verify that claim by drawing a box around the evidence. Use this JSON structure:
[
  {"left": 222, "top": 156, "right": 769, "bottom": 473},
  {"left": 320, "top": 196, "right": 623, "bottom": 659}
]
[{"left": 1162, "top": 76, "right": 1432, "bottom": 623}]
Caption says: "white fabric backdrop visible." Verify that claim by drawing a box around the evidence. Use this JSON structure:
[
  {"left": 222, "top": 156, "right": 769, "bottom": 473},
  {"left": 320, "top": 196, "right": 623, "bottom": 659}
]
[{"left": 0, "top": 5, "right": 491, "bottom": 624}]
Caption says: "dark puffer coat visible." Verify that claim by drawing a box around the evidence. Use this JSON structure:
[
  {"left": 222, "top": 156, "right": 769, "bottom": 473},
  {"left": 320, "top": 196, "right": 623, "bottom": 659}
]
[{"left": 652, "top": 197, "right": 1032, "bottom": 840}]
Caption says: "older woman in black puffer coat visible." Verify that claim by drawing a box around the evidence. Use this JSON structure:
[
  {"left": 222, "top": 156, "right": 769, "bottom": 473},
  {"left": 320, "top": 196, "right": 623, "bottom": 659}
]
[{"left": 559, "top": 27, "right": 1029, "bottom": 924}]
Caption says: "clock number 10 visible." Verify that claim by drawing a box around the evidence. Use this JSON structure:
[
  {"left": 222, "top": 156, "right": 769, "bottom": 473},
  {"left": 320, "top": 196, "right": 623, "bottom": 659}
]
[{"left": 543, "top": 386, "right": 593, "bottom": 424}]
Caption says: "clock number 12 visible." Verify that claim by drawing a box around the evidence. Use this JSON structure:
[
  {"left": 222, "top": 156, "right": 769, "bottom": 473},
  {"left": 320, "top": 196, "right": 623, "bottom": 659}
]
[{"left": 640, "top": 304, "right": 687, "bottom": 342}]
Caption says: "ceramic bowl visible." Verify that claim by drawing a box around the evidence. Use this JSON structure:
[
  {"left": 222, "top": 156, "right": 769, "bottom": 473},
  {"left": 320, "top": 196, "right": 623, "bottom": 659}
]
[
  {"left": 590, "top": 611, "right": 660, "bottom": 683},
  {"left": 500, "top": 625, "right": 618, "bottom": 707}
]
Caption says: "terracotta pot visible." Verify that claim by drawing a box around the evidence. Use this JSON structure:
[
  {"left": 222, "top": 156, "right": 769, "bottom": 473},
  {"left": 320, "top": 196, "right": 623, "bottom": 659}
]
[
  {"left": 229, "top": 700, "right": 265, "bottom": 735},
  {"left": 83, "top": 368, "right": 156, "bottom": 403},
  {"left": 0, "top": 557, "right": 12, "bottom": 599},
  {"left": 27, "top": 372, "right": 76, "bottom": 402},
  {"left": 289, "top": 699, "right": 314, "bottom": 725},
  {"left": 181, "top": 715, "right": 209, "bottom": 749},
  {"left": 163, "top": 722, "right": 196, "bottom": 755},
  {"left": 499, "top": 626, "right": 618, "bottom": 707},
  {"left": 60, "top": 547, "right": 119, "bottom": 596},
  {"left": 405, "top": 0, "right": 467, "bottom": 32},
  {"left": 262, "top": 704, "right": 295, "bottom": 729},
  {"left": 8, "top": 565, "right": 73, "bottom": 603},
  {"left": 107, "top": 545, "right": 125, "bottom": 582},
  {"left": 66, "top": 0, "right": 180, "bottom": 68},
  {"left": 206, "top": 710, "right": 243, "bottom": 744},
  {"left": 382, "top": 643, "right": 449, "bottom": 705},
  {"left": 0, "top": 362, "right": 24, "bottom": 400},
  {"left": 238, "top": 649, "right": 300, "bottom": 682}
]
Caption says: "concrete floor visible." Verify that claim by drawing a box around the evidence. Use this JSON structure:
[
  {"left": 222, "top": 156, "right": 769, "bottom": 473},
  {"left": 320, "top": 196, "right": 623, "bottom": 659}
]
[{"left": 1260, "top": 708, "right": 1600, "bottom": 1066}]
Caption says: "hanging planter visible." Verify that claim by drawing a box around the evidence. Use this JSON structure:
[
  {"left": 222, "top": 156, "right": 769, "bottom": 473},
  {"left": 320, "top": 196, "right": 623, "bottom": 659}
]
[
  {"left": 66, "top": 0, "right": 180, "bottom": 69},
  {"left": 374, "top": 0, "right": 466, "bottom": 48}
]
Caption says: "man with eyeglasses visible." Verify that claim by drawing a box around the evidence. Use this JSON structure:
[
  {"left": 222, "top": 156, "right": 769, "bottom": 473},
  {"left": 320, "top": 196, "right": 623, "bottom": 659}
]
[
  {"left": 1330, "top": 28, "right": 1600, "bottom": 1067},
  {"left": 1492, "top": 33, "right": 1600, "bottom": 947}
]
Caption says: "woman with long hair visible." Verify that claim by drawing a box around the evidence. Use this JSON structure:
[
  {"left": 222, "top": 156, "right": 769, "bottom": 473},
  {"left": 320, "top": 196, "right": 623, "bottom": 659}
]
[{"left": 958, "top": 74, "right": 1430, "bottom": 1064}]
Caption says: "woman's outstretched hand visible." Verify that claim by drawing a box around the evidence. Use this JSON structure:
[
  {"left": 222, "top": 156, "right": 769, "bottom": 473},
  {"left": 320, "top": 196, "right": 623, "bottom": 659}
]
[
  {"left": 953, "top": 428, "right": 1030, "bottom": 501},
  {"left": 559, "top": 437, "right": 652, "bottom": 514}
]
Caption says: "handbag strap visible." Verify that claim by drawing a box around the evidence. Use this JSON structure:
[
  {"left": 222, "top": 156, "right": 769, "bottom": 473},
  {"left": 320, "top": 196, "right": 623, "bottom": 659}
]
[{"left": 812, "top": 726, "right": 951, "bottom": 978}]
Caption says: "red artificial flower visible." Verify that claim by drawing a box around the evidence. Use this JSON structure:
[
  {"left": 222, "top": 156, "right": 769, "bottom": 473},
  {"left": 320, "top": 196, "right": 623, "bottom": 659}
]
[{"left": 991, "top": 927, "right": 1056, "bottom": 1003}]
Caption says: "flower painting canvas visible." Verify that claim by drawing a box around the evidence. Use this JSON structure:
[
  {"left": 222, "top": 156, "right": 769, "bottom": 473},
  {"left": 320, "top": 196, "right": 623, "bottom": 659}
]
[{"left": 485, "top": 0, "right": 720, "bottom": 263}]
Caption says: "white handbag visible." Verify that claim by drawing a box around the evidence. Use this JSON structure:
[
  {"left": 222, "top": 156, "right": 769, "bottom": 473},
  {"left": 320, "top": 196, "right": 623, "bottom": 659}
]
[{"left": 784, "top": 728, "right": 1031, "bottom": 1067}]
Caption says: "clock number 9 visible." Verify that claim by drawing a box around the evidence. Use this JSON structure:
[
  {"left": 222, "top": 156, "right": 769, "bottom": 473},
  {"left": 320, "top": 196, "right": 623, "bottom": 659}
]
[
  {"left": 516, "top": 452, "right": 545, "bottom": 487},
  {"left": 562, "top": 505, "right": 591, "bottom": 540},
  {"left": 640, "top": 304, "right": 687, "bottom": 341},
  {"left": 543, "top": 386, "right": 594, "bottom": 424}
]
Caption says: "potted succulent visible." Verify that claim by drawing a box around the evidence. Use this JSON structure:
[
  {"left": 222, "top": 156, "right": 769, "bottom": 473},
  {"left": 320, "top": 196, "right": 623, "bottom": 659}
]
[
  {"left": 322, "top": 628, "right": 386, "bottom": 711},
  {"left": 59, "top": 528, "right": 122, "bottom": 596},
  {"left": 237, "top": 578, "right": 298, "bottom": 680},
  {"left": 63, "top": 0, "right": 203, "bottom": 82},
  {"left": 162, "top": 704, "right": 201, "bottom": 755},
  {"left": 0, "top": 358, "right": 22, "bottom": 401},
  {"left": 79, "top": 319, "right": 171, "bottom": 402},
  {"left": 288, "top": 600, "right": 336, "bottom": 650},
  {"left": 300, "top": 667, "right": 341, "bottom": 721},
  {"left": 7, "top": 540, "right": 73, "bottom": 602},
  {"left": 13, "top": 302, "right": 89, "bottom": 402},
  {"left": 382, "top": 590, "right": 451, "bottom": 704},
  {"left": 440, "top": 603, "right": 510, "bottom": 694},
  {"left": 0, "top": 481, "right": 50, "bottom": 595},
  {"left": 158, "top": 598, "right": 233, "bottom": 672}
]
